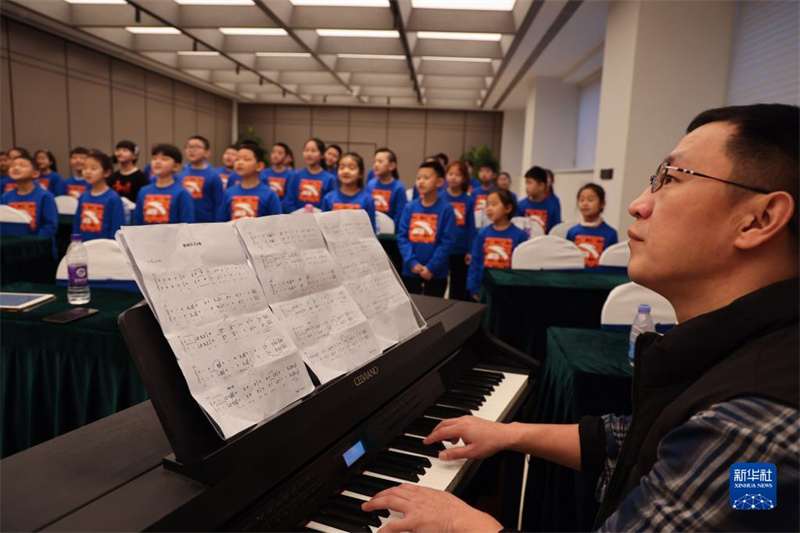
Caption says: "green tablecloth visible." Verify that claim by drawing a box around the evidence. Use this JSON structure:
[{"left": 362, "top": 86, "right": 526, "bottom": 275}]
[
  {"left": 0, "top": 236, "right": 56, "bottom": 285},
  {"left": 57, "top": 214, "right": 74, "bottom": 259},
  {"left": 378, "top": 233, "right": 402, "bottom": 274},
  {"left": 481, "top": 269, "right": 630, "bottom": 359},
  {"left": 522, "top": 327, "right": 632, "bottom": 532},
  {"left": 0, "top": 282, "right": 148, "bottom": 458}
]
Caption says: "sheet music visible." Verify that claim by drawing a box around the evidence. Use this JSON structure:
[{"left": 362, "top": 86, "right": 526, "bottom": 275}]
[
  {"left": 117, "top": 223, "right": 313, "bottom": 439},
  {"left": 316, "top": 210, "right": 422, "bottom": 350},
  {"left": 235, "top": 215, "right": 382, "bottom": 382}
]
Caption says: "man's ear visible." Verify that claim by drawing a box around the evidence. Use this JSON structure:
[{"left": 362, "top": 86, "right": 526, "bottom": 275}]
[{"left": 734, "top": 192, "right": 795, "bottom": 250}]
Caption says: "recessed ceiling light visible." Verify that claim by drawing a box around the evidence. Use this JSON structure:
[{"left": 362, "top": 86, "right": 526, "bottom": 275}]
[
  {"left": 219, "top": 27, "right": 288, "bottom": 35},
  {"left": 411, "top": 0, "right": 515, "bottom": 10},
  {"left": 421, "top": 56, "right": 493, "bottom": 63},
  {"left": 174, "top": 0, "right": 253, "bottom": 4},
  {"left": 65, "top": 0, "right": 127, "bottom": 4},
  {"left": 417, "top": 31, "right": 502, "bottom": 41},
  {"left": 256, "top": 52, "right": 313, "bottom": 57},
  {"left": 316, "top": 29, "right": 399, "bottom": 38},
  {"left": 125, "top": 26, "right": 181, "bottom": 34},
  {"left": 337, "top": 53, "right": 405, "bottom": 60},
  {"left": 177, "top": 51, "right": 221, "bottom": 56},
  {"left": 291, "top": 0, "right": 388, "bottom": 5}
]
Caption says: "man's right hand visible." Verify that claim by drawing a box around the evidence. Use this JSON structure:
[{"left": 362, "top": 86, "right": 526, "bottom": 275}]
[{"left": 423, "top": 416, "right": 515, "bottom": 461}]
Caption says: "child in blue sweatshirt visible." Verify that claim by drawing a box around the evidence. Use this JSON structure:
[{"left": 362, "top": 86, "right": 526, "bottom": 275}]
[
  {"left": 322, "top": 152, "right": 376, "bottom": 232},
  {"left": 34, "top": 150, "right": 63, "bottom": 195},
  {"left": 366, "top": 147, "right": 407, "bottom": 229},
  {"left": 517, "top": 165, "right": 561, "bottom": 234},
  {"left": 260, "top": 142, "right": 294, "bottom": 212},
  {"left": 63, "top": 147, "right": 90, "bottom": 199},
  {"left": 177, "top": 135, "right": 224, "bottom": 223},
  {"left": 473, "top": 162, "right": 499, "bottom": 228},
  {"left": 440, "top": 161, "right": 476, "bottom": 301},
  {"left": 73, "top": 150, "right": 125, "bottom": 241},
  {"left": 214, "top": 145, "right": 242, "bottom": 190},
  {"left": 0, "top": 151, "right": 10, "bottom": 193},
  {"left": 218, "top": 144, "right": 281, "bottom": 221},
  {"left": 284, "top": 138, "right": 335, "bottom": 212},
  {"left": 324, "top": 144, "right": 342, "bottom": 180},
  {"left": 567, "top": 183, "right": 619, "bottom": 268},
  {"left": 497, "top": 171, "right": 518, "bottom": 203},
  {"left": 134, "top": 144, "right": 195, "bottom": 225},
  {"left": 467, "top": 190, "right": 528, "bottom": 300},
  {"left": 397, "top": 161, "right": 455, "bottom": 297},
  {"left": 1, "top": 153, "right": 58, "bottom": 239}
]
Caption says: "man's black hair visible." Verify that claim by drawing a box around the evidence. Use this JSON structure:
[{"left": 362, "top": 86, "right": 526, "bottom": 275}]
[
  {"left": 151, "top": 143, "right": 183, "bottom": 164},
  {"left": 419, "top": 160, "right": 445, "bottom": 178}
]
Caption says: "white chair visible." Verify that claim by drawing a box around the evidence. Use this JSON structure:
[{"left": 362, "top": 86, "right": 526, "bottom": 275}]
[
  {"left": 598, "top": 241, "right": 630, "bottom": 268},
  {"left": 291, "top": 207, "right": 322, "bottom": 214},
  {"left": 548, "top": 220, "right": 579, "bottom": 239},
  {"left": 55, "top": 195, "right": 79, "bottom": 216},
  {"left": 511, "top": 235, "right": 585, "bottom": 270},
  {"left": 601, "top": 282, "right": 677, "bottom": 329},
  {"left": 511, "top": 216, "right": 545, "bottom": 240},
  {"left": 375, "top": 211, "right": 395, "bottom": 235},
  {"left": 56, "top": 239, "right": 135, "bottom": 282},
  {"left": 405, "top": 188, "right": 414, "bottom": 201},
  {"left": 0, "top": 205, "right": 33, "bottom": 224},
  {"left": 120, "top": 197, "right": 136, "bottom": 226}
]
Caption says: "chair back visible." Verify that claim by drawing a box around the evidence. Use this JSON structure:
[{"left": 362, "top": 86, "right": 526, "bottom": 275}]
[
  {"left": 405, "top": 188, "right": 413, "bottom": 201},
  {"left": 511, "top": 217, "right": 545, "bottom": 240},
  {"left": 510, "top": 235, "right": 585, "bottom": 270},
  {"left": 548, "top": 220, "right": 578, "bottom": 239},
  {"left": 57, "top": 238, "right": 135, "bottom": 282},
  {"left": 601, "top": 282, "right": 677, "bottom": 330},
  {"left": 0, "top": 204, "right": 33, "bottom": 224},
  {"left": 375, "top": 211, "right": 395, "bottom": 235},
  {"left": 55, "top": 195, "right": 79, "bottom": 216},
  {"left": 291, "top": 207, "right": 322, "bottom": 214},
  {"left": 121, "top": 197, "right": 136, "bottom": 226},
  {"left": 598, "top": 240, "right": 630, "bottom": 267}
]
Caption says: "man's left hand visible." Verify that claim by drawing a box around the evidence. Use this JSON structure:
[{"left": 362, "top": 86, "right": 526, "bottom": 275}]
[{"left": 362, "top": 484, "right": 503, "bottom": 533}]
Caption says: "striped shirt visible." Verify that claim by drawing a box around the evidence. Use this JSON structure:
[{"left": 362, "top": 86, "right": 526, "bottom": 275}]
[{"left": 596, "top": 396, "right": 799, "bottom": 531}]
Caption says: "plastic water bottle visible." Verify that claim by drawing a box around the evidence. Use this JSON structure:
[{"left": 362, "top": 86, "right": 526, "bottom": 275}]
[
  {"left": 303, "top": 203, "right": 314, "bottom": 214},
  {"left": 628, "top": 304, "right": 654, "bottom": 367},
  {"left": 66, "top": 234, "right": 91, "bottom": 305}
]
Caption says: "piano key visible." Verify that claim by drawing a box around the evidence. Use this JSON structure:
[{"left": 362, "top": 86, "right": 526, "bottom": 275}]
[
  {"left": 332, "top": 494, "right": 390, "bottom": 518},
  {"left": 464, "top": 369, "right": 504, "bottom": 382},
  {"left": 320, "top": 504, "right": 382, "bottom": 528},
  {"left": 424, "top": 405, "right": 472, "bottom": 420},
  {"left": 346, "top": 474, "right": 400, "bottom": 497},
  {"left": 451, "top": 382, "right": 494, "bottom": 395},
  {"left": 375, "top": 451, "right": 430, "bottom": 472},
  {"left": 441, "top": 390, "right": 486, "bottom": 405},
  {"left": 310, "top": 512, "right": 372, "bottom": 532},
  {"left": 455, "top": 378, "right": 496, "bottom": 391},
  {"left": 459, "top": 373, "right": 502, "bottom": 386},
  {"left": 390, "top": 435, "right": 444, "bottom": 458},
  {"left": 436, "top": 395, "right": 482, "bottom": 411},
  {"left": 364, "top": 461, "right": 420, "bottom": 482}
]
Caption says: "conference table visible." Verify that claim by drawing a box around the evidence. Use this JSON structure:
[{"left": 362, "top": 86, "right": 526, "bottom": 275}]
[
  {"left": 522, "top": 327, "right": 633, "bottom": 532},
  {"left": 480, "top": 269, "right": 630, "bottom": 358},
  {"left": 0, "top": 236, "right": 56, "bottom": 285},
  {"left": 0, "top": 282, "right": 148, "bottom": 458}
]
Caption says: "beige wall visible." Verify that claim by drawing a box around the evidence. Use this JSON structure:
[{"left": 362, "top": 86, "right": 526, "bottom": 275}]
[
  {"left": 238, "top": 104, "right": 503, "bottom": 187},
  {"left": 1, "top": 17, "right": 234, "bottom": 169}
]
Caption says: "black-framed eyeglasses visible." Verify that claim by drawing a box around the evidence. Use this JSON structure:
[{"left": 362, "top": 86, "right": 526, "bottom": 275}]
[{"left": 649, "top": 161, "right": 772, "bottom": 194}]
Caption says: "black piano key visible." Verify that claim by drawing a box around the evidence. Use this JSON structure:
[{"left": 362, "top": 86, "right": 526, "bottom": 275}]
[
  {"left": 332, "top": 494, "right": 390, "bottom": 518},
  {"left": 437, "top": 395, "right": 482, "bottom": 410},
  {"left": 310, "top": 512, "right": 372, "bottom": 533},
  {"left": 424, "top": 405, "right": 472, "bottom": 420},
  {"left": 443, "top": 389, "right": 487, "bottom": 403},
  {"left": 379, "top": 449, "right": 432, "bottom": 469},
  {"left": 321, "top": 504, "right": 382, "bottom": 528},
  {"left": 390, "top": 435, "right": 444, "bottom": 458},
  {"left": 411, "top": 417, "right": 441, "bottom": 432},
  {"left": 465, "top": 369, "right": 504, "bottom": 382},
  {"left": 456, "top": 378, "right": 496, "bottom": 391},
  {"left": 375, "top": 451, "right": 428, "bottom": 473},
  {"left": 452, "top": 381, "right": 494, "bottom": 394},
  {"left": 365, "top": 461, "right": 420, "bottom": 482},
  {"left": 347, "top": 474, "right": 401, "bottom": 497}
]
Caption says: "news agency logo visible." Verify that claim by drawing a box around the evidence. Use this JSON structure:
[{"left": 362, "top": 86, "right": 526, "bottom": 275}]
[{"left": 730, "top": 463, "right": 777, "bottom": 510}]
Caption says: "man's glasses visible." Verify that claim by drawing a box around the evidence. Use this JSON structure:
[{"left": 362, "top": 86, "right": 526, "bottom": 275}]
[{"left": 649, "top": 161, "right": 772, "bottom": 194}]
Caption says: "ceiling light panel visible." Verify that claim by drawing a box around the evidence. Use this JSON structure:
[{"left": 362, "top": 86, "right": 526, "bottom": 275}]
[
  {"left": 411, "top": 0, "right": 515, "bottom": 10},
  {"left": 421, "top": 56, "right": 492, "bottom": 62},
  {"left": 316, "top": 29, "right": 399, "bottom": 38},
  {"left": 174, "top": 0, "right": 254, "bottom": 4},
  {"left": 291, "top": 0, "right": 389, "bottom": 5},
  {"left": 337, "top": 54, "right": 405, "bottom": 60},
  {"left": 256, "top": 52, "right": 313, "bottom": 57},
  {"left": 219, "top": 28, "right": 288, "bottom": 35},
  {"left": 65, "top": 0, "right": 126, "bottom": 4},
  {"left": 177, "top": 51, "right": 221, "bottom": 55},
  {"left": 125, "top": 26, "right": 181, "bottom": 34},
  {"left": 417, "top": 31, "right": 502, "bottom": 41}
]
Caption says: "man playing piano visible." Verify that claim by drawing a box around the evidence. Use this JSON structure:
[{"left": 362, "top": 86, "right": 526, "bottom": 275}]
[{"left": 364, "top": 104, "right": 800, "bottom": 531}]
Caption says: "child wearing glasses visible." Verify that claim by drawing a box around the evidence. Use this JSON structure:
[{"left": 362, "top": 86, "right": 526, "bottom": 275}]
[
  {"left": 566, "top": 184, "right": 618, "bottom": 268},
  {"left": 177, "top": 135, "right": 224, "bottom": 223}
]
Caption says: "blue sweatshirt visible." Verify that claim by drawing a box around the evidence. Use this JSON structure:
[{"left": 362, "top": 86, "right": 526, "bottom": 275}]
[
  {"left": 1, "top": 186, "right": 58, "bottom": 238},
  {"left": 467, "top": 224, "right": 528, "bottom": 297},
  {"left": 366, "top": 177, "right": 408, "bottom": 228},
  {"left": 517, "top": 195, "right": 561, "bottom": 234},
  {"left": 284, "top": 167, "right": 335, "bottom": 212},
  {"left": 439, "top": 190, "right": 476, "bottom": 255},
  {"left": 217, "top": 182, "right": 282, "bottom": 222},
  {"left": 397, "top": 197, "right": 456, "bottom": 280},
  {"left": 566, "top": 221, "right": 619, "bottom": 268},
  {"left": 37, "top": 171, "right": 63, "bottom": 196},
  {"left": 63, "top": 176, "right": 89, "bottom": 199},
  {"left": 472, "top": 184, "right": 498, "bottom": 214},
  {"left": 468, "top": 178, "right": 482, "bottom": 195},
  {"left": 177, "top": 163, "right": 224, "bottom": 223},
  {"left": 134, "top": 180, "right": 195, "bottom": 225},
  {"left": 260, "top": 167, "right": 295, "bottom": 212},
  {"left": 213, "top": 166, "right": 242, "bottom": 190},
  {"left": 321, "top": 189, "right": 377, "bottom": 232},
  {"left": 72, "top": 189, "right": 125, "bottom": 241},
  {"left": 1, "top": 176, "right": 16, "bottom": 193}
]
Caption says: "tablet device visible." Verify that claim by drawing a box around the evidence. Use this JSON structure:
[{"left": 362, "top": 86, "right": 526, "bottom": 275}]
[{"left": 0, "top": 292, "right": 56, "bottom": 312}]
